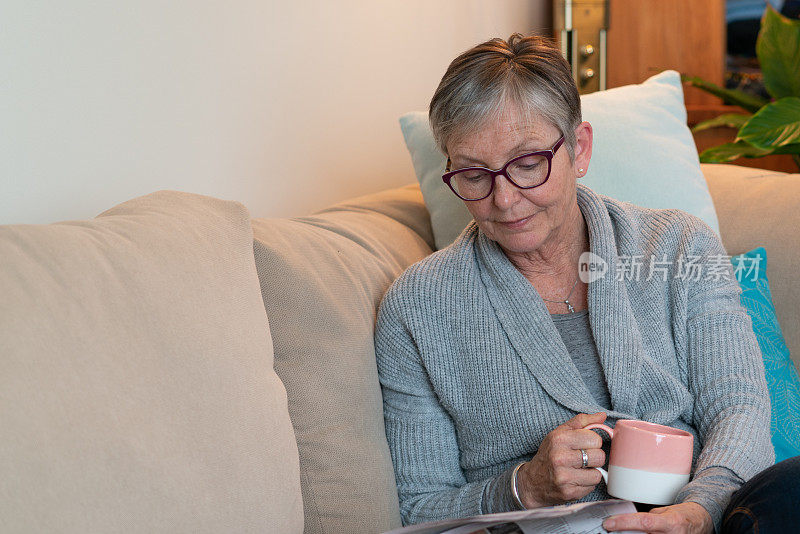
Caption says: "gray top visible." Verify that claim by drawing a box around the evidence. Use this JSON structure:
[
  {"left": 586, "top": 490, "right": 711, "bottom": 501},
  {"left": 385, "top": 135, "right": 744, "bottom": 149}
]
[
  {"left": 550, "top": 310, "right": 612, "bottom": 410},
  {"left": 375, "top": 184, "right": 773, "bottom": 532}
]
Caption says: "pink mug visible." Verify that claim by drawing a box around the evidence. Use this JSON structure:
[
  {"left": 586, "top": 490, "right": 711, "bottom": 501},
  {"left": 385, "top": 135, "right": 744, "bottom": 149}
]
[{"left": 584, "top": 419, "right": 694, "bottom": 505}]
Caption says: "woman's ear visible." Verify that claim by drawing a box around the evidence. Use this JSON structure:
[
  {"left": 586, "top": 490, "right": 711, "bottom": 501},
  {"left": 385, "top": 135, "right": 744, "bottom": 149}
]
[{"left": 573, "top": 121, "right": 593, "bottom": 177}]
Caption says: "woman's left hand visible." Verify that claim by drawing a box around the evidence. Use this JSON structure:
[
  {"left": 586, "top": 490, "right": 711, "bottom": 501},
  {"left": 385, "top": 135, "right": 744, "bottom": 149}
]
[{"left": 602, "top": 502, "right": 713, "bottom": 534}]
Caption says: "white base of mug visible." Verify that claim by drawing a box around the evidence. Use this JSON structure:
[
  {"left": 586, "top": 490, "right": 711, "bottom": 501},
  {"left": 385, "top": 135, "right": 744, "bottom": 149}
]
[{"left": 606, "top": 464, "right": 690, "bottom": 506}]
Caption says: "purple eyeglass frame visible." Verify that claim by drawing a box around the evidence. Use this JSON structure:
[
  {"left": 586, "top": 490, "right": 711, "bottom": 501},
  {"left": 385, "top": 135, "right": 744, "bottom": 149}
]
[{"left": 441, "top": 134, "right": 566, "bottom": 201}]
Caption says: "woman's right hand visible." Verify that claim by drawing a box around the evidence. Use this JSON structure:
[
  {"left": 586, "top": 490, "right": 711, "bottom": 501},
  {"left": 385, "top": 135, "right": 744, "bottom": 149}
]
[{"left": 516, "top": 412, "right": 607, "bottom": 508}]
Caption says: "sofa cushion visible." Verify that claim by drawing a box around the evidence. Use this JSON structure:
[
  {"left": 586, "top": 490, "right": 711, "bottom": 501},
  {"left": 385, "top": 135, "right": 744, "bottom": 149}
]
[
  {"left": 0, "top": 191, "right": 302, "bottom": 533},
  {"left": 703, "top": 163, "right": 800, "bottom": 371},
  {"left": 400, "top": 70, "right": 720, "bottom": 249},
  {"left": 251, "top": 184, "right": 433, "bottom": 534}
]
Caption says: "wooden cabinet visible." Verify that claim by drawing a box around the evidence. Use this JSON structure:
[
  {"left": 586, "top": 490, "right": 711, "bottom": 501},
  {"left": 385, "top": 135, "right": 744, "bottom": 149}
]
[{"left": 607, "top": 0, "right": 726, "bottom": 112}]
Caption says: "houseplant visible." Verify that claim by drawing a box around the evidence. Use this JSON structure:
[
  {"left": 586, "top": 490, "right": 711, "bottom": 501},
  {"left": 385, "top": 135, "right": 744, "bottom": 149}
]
[{"left": 682, "top": 4, "right": 800, "bottom": 170}]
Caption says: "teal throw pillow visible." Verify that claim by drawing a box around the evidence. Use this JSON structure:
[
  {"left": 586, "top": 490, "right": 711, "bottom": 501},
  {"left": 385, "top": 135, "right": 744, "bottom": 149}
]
[{"left": 731, "top": 247, "right": 800, "bottom": 463}]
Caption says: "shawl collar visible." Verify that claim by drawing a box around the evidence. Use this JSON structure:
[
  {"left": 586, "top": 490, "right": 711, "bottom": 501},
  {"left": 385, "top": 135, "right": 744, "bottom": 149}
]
[{"left": 474, "top": 184, "right": 644, "bottom": 419}]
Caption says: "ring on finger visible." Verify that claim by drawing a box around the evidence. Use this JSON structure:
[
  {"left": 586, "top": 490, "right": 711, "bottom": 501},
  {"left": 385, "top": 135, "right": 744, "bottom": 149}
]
[{"left": 580, "top": 448, "right": 589, "bottom": 468}]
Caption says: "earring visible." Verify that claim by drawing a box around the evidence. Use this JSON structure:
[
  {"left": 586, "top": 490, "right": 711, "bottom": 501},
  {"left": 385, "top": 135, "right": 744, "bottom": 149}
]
[{"left": 578, "top": 168, "right": 585, "bottom": 176}]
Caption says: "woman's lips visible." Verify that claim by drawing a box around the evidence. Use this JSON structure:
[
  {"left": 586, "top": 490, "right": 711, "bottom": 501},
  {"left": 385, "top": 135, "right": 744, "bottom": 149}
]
[{"left": 497, "top": 214, "right": 533, "bottom": 229}]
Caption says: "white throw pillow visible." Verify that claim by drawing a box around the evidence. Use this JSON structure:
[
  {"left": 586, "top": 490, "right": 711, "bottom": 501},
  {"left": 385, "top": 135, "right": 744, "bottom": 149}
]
[{"left": 400, "top": 70, "right": 720, "bottom": 250}]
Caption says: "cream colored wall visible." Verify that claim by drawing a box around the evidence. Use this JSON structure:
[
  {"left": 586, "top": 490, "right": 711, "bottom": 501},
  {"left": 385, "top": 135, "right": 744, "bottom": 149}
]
[{"left": 0, "top": 1, "right": 549, "bottom": 224}]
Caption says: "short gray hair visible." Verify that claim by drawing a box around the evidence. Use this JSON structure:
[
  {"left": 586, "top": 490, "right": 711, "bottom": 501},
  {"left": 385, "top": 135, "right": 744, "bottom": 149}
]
[{"left": 429, "top": 33, "right": 582, "bottom": 162}]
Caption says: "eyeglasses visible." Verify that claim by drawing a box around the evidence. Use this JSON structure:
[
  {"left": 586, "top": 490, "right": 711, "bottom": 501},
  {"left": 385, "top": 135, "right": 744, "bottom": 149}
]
[{"left": 442, "top": 135, "right": 565, "bottom": 201}]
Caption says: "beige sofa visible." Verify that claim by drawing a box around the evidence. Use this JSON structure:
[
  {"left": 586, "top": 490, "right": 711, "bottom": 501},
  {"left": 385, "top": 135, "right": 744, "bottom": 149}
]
[{"left": 1, "top": 163, "right": 797, "bottom": 533}]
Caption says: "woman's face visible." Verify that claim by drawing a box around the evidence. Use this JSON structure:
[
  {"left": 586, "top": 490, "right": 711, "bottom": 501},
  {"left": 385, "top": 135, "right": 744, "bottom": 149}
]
[{"left": 446, "top": 104, "right": 592, "bottom": 256}]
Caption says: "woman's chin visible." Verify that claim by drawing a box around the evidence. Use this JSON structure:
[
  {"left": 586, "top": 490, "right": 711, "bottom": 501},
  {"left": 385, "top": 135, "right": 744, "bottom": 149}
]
[{"left": 485, "top": 228, "right": 544, "bottom": 255}]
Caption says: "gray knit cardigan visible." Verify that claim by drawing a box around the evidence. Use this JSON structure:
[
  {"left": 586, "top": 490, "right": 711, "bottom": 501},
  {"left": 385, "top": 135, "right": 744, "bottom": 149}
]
[{"left": 374, "top": 183, "right": 774, "bottom": 531}]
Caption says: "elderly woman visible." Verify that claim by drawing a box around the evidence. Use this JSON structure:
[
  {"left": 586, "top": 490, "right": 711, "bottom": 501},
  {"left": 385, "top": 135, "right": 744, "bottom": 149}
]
[{"left": 375, "top": 33, "right": 800, "bottom": 534}]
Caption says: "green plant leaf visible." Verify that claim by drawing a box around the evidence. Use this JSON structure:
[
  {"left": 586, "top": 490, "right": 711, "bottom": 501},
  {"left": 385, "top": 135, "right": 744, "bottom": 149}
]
[
  {"left": 691, "top": 113, "right": 752, "bottom": 133},
  {"left": 771, "top": 142, "right": 800, "bottom": 155},
  {"left": 737, "top": 97, "right": 800, "bottom": 148},
  {"left": 698, "top": 141, "right": 773, "bottom": 163},
  {"left": 757, "top": 4, "right": 800, "bottom": 99},
  {"left": 699, "top": 141, "right": 800, "bottom": 168},
  {"left": 681, "top": 75, "right": 768, "bottom": 113}
]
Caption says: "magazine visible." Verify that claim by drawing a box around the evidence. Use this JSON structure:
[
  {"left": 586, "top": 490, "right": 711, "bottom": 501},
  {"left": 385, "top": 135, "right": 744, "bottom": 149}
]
[{"left": 382, "top": 499, "right": 639, "bottom": 534}]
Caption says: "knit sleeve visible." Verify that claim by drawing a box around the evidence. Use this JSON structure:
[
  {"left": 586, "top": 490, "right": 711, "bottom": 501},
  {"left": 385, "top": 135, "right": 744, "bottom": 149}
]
[
  {"left": 676, "top": 221, "right": 774, "bottom": 531},
  {"left": 675, "top": 466, "right": 743, "bottom": 534},
  {"left": 374, "top": 290, "right": 519, "bottom": 525}
]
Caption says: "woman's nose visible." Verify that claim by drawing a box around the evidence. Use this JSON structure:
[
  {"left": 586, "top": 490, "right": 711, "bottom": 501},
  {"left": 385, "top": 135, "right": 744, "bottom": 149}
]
[{"left": 491, "top": 174, "right": 519, "bottom": 208}]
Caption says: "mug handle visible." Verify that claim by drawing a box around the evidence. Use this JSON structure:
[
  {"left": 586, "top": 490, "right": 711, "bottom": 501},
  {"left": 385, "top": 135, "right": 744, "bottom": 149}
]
[{"left": 582, "top": 423, "right": 614, "bottom": 483}]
